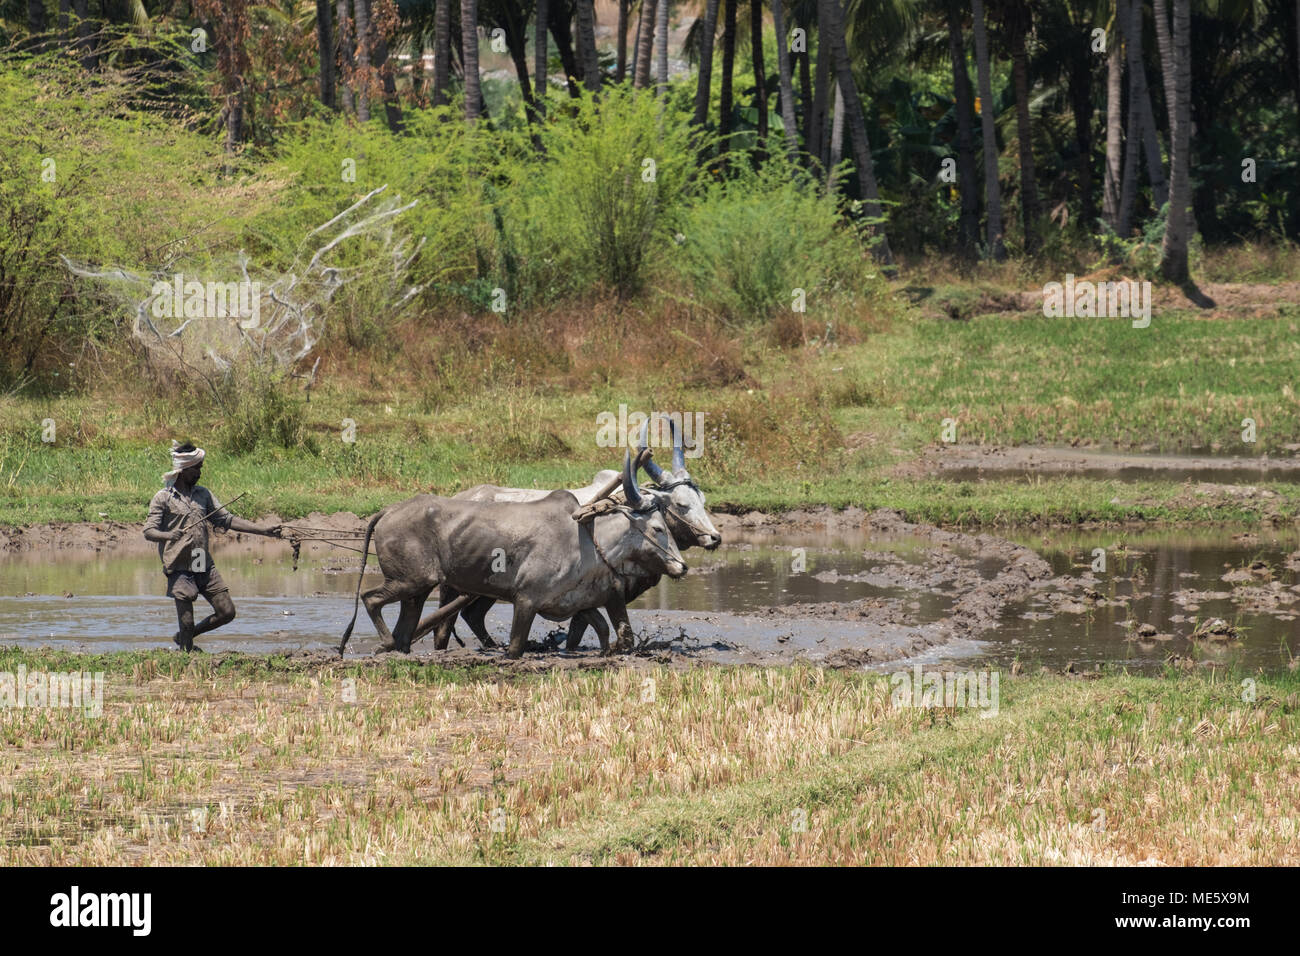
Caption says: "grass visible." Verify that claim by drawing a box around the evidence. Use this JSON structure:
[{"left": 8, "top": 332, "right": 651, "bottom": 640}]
[
  {"left": 2, "top": 648, "right": 1297, "bottom": 865},
  {"left": 3, "top": 288, "right": 1300, "bottom": 529}
]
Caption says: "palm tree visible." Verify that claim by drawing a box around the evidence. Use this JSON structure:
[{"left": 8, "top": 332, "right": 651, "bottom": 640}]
[
  {"left": 617, "top": 0, "right": 630, "bottom": 80},
  {"left": 432, "top": 0, "right": 451, "bottom": 107},
  {"left": 693, "top": 0, "right": 721, "bottom": 124},
  {"left": 635, "top": 0, "right": 657, "bottom": 88},
  {"left": 1118, "top": 0, "right": 1142, "bottom": 236},
  {"left": 821, "top": 0, "right": 893, "bottom": 265},
  {"left": 535, "top": 0, "right": 549, "bottom": 114},
  {"left": 1102, "top": 6, "right": 1121, "bottom": 228},
  {"left": 1001, "top": 0, "right": 1040, "bottom": 254},
  {"left": 1160, "top": 0, "right": 1191, "bottom": 282},
  {"left": 719, "top": 0, "right": 737, "bottom": 150},
  {"left": 751, "top": 0, "right": 768, "bottom": 155},
  {"left": 945, "top": 0, "right": 979, "bottom": 255},
  {"left": 971, "top": 0, "right": 1004, "bottom": 258},
  {"left": 338, "top": 0, "right": 356, "bottom": 112},
  {"left": 656, "top": 0, "right": 670, "bottom": 98},
  {"left": 577, "top": 0, "right": 601, "bottom": 93},
  {"left": 355, "top": 0, "right": 372, "bottom": 122},
  {"left": 462, "top": 0, "right": 482, "bottom": 121},
  {"left": 772, "top": 0, "right": 799, "bottom": 159},
  {"left": 316, "top": 1, "right": 336, "bottom": 108}
]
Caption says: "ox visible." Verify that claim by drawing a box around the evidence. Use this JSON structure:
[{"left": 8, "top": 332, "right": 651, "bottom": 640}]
[
  {"left": 435, "top": 416, "right": 720, "bottom": 651},
  {"left": 339, "top": 451, "right": 686, "bottom": 659}
]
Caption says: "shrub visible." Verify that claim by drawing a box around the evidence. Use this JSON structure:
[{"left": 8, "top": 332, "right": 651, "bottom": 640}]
[
  {"left": 500, "top": 87, "right": 700, "bottom": 302},
  {"left": 673, "top": 157, "right": 868, "bottom": 324}
]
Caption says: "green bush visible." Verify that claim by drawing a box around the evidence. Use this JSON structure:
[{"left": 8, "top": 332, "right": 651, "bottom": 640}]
[
  {"left": 216, "top": 368, "right": 315, "bottom": 455},
  {"left": 673, "top": 158, "right": 868, "bottom": 324},
  {"left": 500, "top": 88, "right": 701, "bottom": 302}
]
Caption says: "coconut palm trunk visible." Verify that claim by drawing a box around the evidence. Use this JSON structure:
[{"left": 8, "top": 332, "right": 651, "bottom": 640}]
[
  {"left": 693, "top": 0, "right": 721, "bottom": 124},
  {"left": 809, "top": 13, "right": 830, "bottom": 168},
  {"left": 617, "top": 0, "right": 630, "bottom": 80},
  {"left": 337, "top": 0, "right": 355, "bottom": 112},
  {"left": 826, "top": 81, "right": 843, "bottom": 187},
  {"left": 462, "top": 0, "right": 482, "bottom": 121},
  {"left": 719, "top": 0, "right": 737, "bottom": 149},
  {"left": 355, "top": 0, "right": 372, "bottom": 121},
  {"left": 656, "top": 0, "right": 670, "bottom": 97},
  {"left": 550, "top": 7, "right": 583, "bottom": 97},
  {"left": 1159, "top": 0, "right": 1191, "bottom": 282},
  {"left": 1005, "top": 0, "right": 1040, "bottom": 254},
  {"left": 772, "top": 0, "right": 798, "bottom": 159},
  {"left": 820, "top": 0, "right": 892, "bottom": 266},
  {"left": 1118, "top": 0, "right": 1142, "bottom": 236},
  {"left": 577, "top": 0, "right": 601, "bottom": 93},
  {"left": 751, "top": 0, "right": 768, "bottom": 156},
  {"left": 316, "top": 1, "right": 336, "bottom": 107},
  {"left": 946, "top": 0, "right": 980, "bottom": 255},
  {"left": 971, "top": 0, "right": 1004, "bottom": 259},
  {"left": 1102, "top": 10, "right": 1121, "bottom": 228},
  {"left": 432, "top": 0, "right": 450, "bottom": 106},
  {"left": 634, "top": 0, "right": 656, "bottom": 88},
  {"left": 535, "top": 0, "right": 549, "bottom": 114}
]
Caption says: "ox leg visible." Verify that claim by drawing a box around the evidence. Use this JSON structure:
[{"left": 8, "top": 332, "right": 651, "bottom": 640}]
[
  {"left": 459, "top": 596, "right": 498, "bottom": 649},
  {"left": 363, "top": 579, "right": 427, "bottom": 654},
  {"left": 432, "top": 585, "right": 461, "bottom": 650},
  {"left": 605, "top": 598, "right": 635, "bottom": 654},
  {"left": 505, "top": 602, "right": 538, "bottom": 660},
  {"left": 392, "top": 591, "right": 430, "bottom": 654},
  {"left": 564, "top": 610, "right": 608, "bottom": 653}
]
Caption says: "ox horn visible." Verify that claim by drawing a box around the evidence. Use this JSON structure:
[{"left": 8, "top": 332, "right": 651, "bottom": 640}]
[
  {"left": 668, "top": 416, "right": 687, "bottom": 472},
  {"left": 637, "top": 418, "right": 666, "bottom": 483},
  {"left": 622, "top": 448, "right": 644, "bottom": 509}
]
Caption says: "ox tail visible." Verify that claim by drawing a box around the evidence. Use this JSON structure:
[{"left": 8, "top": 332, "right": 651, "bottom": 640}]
[{"left": 339, "top": 509, "right": 383, "bottom": 656}]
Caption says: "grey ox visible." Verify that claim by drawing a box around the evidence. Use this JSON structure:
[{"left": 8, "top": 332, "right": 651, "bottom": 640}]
[
  {"left": 434, "top": 416, "right": 721, "bottom": 652},
  {"left": 339, "top": 450, "right": 688, "bottom": 659}
]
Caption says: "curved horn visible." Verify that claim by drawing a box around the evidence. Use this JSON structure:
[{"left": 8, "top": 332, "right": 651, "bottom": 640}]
[
  {"left": 622, "top": 448, "right": 644, "bottom": 509},
  {"left": 668, "top": 416, "right": 686, "bottom": 472},
  {"left": 637, "top": 418, "right": 666, "bottom": 483}
]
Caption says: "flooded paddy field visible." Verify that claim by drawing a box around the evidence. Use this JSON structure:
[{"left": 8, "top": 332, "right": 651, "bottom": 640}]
[{"left": 3, "top": 508, "right": 1295, "bottom": 673}]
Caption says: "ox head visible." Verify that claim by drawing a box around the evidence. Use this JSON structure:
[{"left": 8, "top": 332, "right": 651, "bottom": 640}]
[
  {"left": 637, "top": 416, "right": 721, "bottom": 551},
  {"left": 622, "top": 449, "right": 688, "bottom": 578}
]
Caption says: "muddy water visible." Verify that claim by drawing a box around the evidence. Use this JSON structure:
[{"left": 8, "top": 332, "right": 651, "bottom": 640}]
[
  {"left": 1, "top": 524, "right": 1296, "bottom": 672},
  {"left": 990, "top": 527, "right": 1300, "bottom": 673},
  {"left": 0, "top": 530, "right": 952, "bottom": 663}
]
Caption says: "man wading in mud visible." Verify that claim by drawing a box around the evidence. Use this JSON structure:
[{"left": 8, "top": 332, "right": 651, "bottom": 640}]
[{"left": 143, "top": 441, "right": 281, "bottom": 651}]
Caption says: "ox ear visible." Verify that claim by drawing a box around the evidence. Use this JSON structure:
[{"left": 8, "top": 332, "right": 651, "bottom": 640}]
[
  {"left": 622, "top": 449, "right": 645, "bottom": 509},
  {"left": 637, "top": 417, "right": 666, "bottom": 484}
]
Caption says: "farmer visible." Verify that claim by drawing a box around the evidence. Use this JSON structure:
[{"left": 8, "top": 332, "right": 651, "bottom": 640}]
[{"left": 142, "top": 441, "right": 281, "bottom": 651}]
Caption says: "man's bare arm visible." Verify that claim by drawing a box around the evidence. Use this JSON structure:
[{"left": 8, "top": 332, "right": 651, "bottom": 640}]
[{"left": 227, "top": 515, "right": 281, "bottom": 537}]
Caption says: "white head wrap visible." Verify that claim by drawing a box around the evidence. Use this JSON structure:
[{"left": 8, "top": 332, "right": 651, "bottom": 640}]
[{"left": 162, "top": 440, "right": 205, "bottom": 487}]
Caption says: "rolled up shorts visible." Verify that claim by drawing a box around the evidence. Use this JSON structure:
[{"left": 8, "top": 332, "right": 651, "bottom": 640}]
[{"left": 165, "top": 566, "right": 229, "bottom": 602}]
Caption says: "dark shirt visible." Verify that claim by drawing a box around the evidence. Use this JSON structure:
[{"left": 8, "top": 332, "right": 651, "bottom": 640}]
[{"left": 143, "top": 484, "right": 233, "bottom": 573}]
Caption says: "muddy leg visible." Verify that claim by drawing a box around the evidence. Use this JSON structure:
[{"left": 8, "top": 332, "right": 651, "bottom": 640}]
[
  {"left": 173, "top": 599, "right": 196, "bottom": 651},
  {"left": 193, "top": 591, "right": 236, "bottom": 638},
  {"left": 505, "top": 603, "right": 537, "bottom": 660},
  {"left": 460, "top": 596, "right": 497, "bottom": 648},
  {"left": 605, "top": 598, "right": 634, "bottom": 654},
  {"left": 392, "top": 592, "right": 429, "bottom": 653},
  {"left": 362, "top": 579, "right": 424, "bottom": 652},
  {"left": 432, "top": 585, "right": 460, "bottom": 650},
  {"left": 564, "top": 610, "right": 606, "bottom": 653}
]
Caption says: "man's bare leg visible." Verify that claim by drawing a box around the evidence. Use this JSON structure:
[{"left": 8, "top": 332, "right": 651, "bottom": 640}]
[
  {"left": 174, "top": 598, "right": 196, "bottom": 651},
  {"left": 173, "top": 592, "right": 235, "bottom": 651}
]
